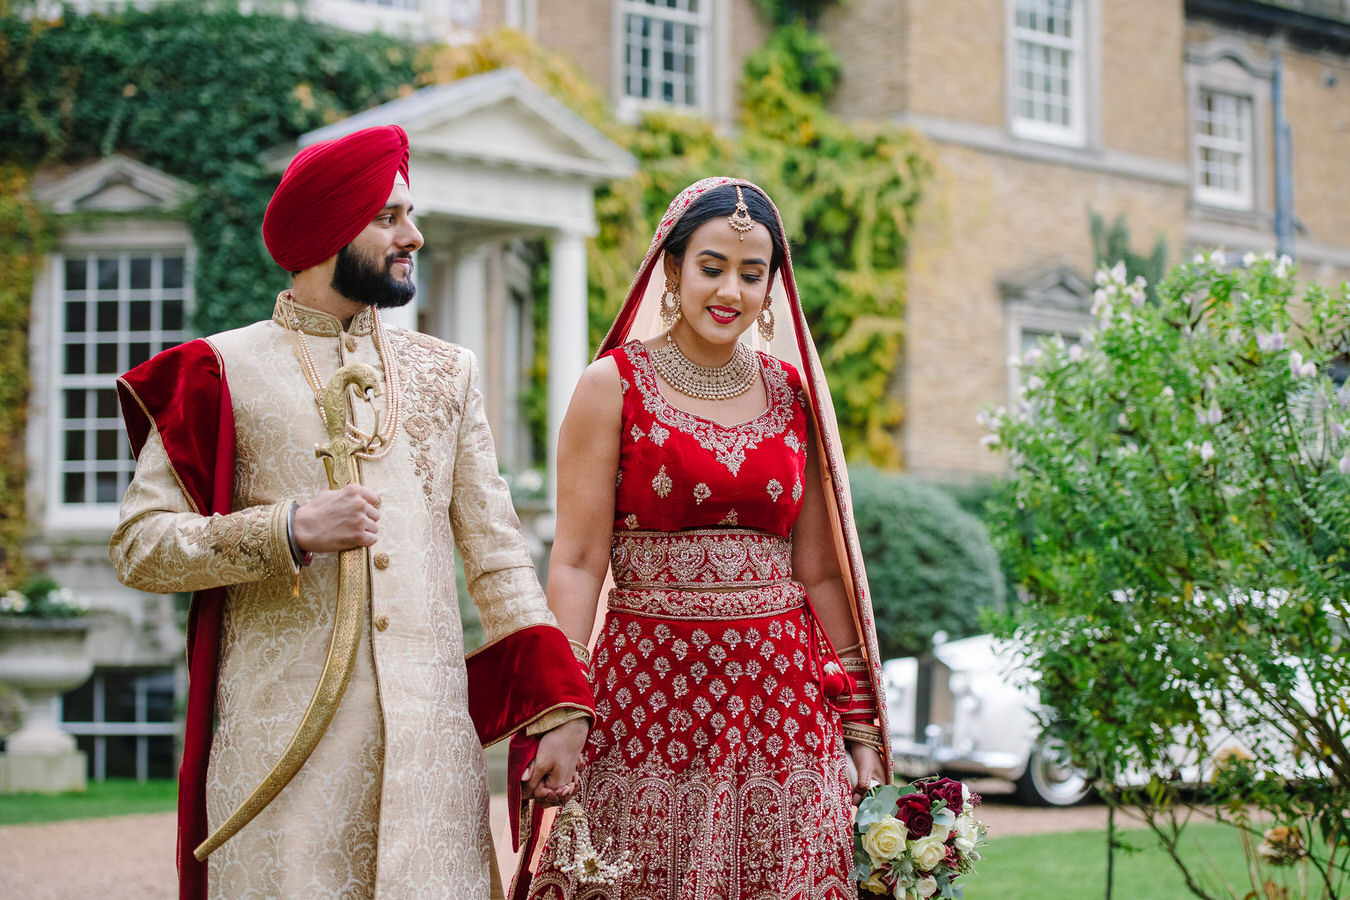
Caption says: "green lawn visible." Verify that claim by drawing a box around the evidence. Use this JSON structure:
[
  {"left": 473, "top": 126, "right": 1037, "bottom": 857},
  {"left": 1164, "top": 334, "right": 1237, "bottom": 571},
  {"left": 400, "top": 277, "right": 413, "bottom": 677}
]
[
  {"left": 0, "top": 778, "right": 176, "bottom": 825},
  {"left": 963, "top": 823, "right": 1270, "bottom": 900}
]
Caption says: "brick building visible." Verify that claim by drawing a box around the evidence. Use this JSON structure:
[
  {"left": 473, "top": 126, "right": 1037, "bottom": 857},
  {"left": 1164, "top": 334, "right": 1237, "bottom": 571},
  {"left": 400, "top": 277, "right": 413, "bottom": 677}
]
[
  {"left": 816, "top": 0, "right": 1350, "bottom": 479},
  {"left": 12, "top": 0, "right": 1349, "bottom": 783}
]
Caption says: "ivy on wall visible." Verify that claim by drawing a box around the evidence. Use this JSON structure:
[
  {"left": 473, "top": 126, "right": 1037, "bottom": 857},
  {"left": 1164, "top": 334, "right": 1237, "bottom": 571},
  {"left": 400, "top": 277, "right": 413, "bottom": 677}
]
[
  {"left": 0, "top": 4, "right": 423, "bottom": 335},
  {"left": 0, "top": 166, "right": 53, "bottom": 591}
]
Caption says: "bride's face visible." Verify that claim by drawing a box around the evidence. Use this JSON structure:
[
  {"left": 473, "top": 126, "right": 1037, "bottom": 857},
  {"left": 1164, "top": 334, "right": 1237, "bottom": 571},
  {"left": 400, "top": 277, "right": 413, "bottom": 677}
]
[{"left": 664, "top": 217, "right": 775, "bottom": 360}]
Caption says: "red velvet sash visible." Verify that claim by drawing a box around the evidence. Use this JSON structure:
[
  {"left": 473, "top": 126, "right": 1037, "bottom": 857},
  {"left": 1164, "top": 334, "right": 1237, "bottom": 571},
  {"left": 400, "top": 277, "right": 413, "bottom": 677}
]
[
  {"left": 118, "top": 340, "right": 594, "bottom": 900},
  {"left": 118, "top": 340, "right": 233, "bottom": 900}
]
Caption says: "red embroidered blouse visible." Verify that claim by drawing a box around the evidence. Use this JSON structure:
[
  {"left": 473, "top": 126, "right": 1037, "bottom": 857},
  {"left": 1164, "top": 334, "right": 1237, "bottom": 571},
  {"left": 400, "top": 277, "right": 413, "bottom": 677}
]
[{"left": 607, "top": 340, "right": 808, "bottom": 538}]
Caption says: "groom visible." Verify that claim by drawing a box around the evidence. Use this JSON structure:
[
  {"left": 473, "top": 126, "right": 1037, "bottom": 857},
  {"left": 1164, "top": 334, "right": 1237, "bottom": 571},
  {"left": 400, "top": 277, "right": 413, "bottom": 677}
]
[{"left": 112, "top": 124, "right": 591, "bottom": 899}]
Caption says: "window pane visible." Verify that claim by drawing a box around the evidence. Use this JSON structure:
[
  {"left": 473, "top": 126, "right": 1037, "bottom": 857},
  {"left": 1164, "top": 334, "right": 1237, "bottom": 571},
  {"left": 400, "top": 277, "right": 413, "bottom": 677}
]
[
  {"left": 63, "top": 678, "right": 95, "bottom": 722},
  {"left": 97, "top": 300, "right": 119, "bottom": 332},
  {"left": 96, "top": 343, "right": 119, "bottom": 374},
  {"left": 130, "top": 257, "right": 151, "bottom": 290},
  {"left": 65, "top": 301, "right": 86, "bottom": 333},
  {"left": 129, "top": 300, "right": 151, "bottom": 331},
  {"left": 65, "top": 429, "right": 86, "bottom": 461},
  {"left": 96, "top": 429, "right": 120, "bottom": 460},
  {"left": 65, "top": 258, "right": 87, "bottom": 292},
  {"left": 97, "top": 258, "right": 119, "bottom": 291},
  {"left": 64, "top": 471, "right": 85, "bottom": 504},
  {"left": 65, "top": 390, "right": 87, "bottom": 420},
  {"left": 65, "top": 343, "right": 86, "bottom": 376},
  {"left": 162, "top": 257, "right": 184, "bottom": 290},
  {"left": 96, "top": 389, "right": 119, "bottom": 419},
  {"left": 95, "top": 471, "right": 119, "bottom": 504},
  {"left": 148, "top": 736, "right": 175, "bottom": 779},
  {"left": 143, "top": 672, "right": 175, "bottom": 722},
  {"left": 162, "top": 300, "right": 184, "bottom": 332},
  {"left": 129, "top": 342, "right": 151, "bottom": 368}
]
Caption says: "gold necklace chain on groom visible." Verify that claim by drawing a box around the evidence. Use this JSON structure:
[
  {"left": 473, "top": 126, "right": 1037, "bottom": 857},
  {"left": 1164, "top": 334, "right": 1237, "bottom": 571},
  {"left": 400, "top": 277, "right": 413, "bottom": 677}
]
[{"left": 278, "top": 289, "right": 403, "bottom": 460}]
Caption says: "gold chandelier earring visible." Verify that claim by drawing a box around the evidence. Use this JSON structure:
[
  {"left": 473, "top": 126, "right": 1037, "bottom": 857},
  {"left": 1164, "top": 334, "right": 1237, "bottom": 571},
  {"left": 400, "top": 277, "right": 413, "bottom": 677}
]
[
  {"left": 660, "top": 278, "right": 682, "bottom": 327},
  {"left": 758, "top": 300, "right": 775, "bottom": 342}
]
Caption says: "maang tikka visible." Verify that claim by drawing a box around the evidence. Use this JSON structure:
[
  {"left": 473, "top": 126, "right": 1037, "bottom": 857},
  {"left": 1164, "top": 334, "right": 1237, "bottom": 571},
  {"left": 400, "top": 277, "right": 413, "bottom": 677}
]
[{"left": 728, "top": 185, "right": 754, "bottom": 239}]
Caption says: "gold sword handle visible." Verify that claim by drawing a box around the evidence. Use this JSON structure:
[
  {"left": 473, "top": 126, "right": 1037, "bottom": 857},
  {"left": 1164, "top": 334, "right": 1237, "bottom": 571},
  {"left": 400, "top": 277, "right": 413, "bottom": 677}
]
[{"left": 195, "top": 363, "right": 381, "bottom": 861}]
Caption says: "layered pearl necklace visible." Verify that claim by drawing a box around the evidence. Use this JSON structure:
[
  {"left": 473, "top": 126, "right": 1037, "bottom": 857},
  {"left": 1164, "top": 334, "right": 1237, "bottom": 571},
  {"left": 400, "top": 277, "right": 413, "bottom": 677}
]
[
  {"left": 278, "top": 290, "right": 403, "bottom": 460},
  {"left": 650, "top": 331, "right": 758, "bottom": 401}
]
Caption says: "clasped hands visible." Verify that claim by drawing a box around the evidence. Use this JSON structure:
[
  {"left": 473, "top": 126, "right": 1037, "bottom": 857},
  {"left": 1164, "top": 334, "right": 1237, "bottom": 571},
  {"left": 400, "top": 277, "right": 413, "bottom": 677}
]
[{"left": 521, "top": 718, "right": 590, "bottom": 806}]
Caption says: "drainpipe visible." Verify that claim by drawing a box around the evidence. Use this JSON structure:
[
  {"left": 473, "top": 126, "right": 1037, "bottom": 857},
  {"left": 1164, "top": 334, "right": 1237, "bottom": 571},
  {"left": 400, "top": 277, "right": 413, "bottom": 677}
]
[{"left": 1271, "top": 50, "right": 1295, "bottom": 258}]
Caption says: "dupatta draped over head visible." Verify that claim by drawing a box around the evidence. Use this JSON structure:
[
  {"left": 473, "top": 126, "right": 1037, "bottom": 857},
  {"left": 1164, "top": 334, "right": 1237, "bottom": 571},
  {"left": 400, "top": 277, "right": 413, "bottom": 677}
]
[{"left": 596, "top": 176, "right": 892, "bottom": 766}]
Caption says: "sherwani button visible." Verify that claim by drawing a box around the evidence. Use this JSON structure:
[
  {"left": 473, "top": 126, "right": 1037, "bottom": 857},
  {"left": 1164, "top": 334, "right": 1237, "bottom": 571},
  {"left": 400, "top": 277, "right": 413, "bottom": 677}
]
[
  {"left": 374, "top": 614, "right": 390, "bottom": 631},
  {"left": 373, "top": 552, "right": 391, "bottom": 570},
  {"left": 344, "top": 336, "right": 358, "bottom": 352}
]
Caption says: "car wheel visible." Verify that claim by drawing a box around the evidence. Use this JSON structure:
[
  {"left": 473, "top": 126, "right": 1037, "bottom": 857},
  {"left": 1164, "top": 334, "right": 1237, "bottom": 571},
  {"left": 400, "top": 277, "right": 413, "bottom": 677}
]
[{"left": 1015, "top": 742, "right": 1092, "bottom": 806}]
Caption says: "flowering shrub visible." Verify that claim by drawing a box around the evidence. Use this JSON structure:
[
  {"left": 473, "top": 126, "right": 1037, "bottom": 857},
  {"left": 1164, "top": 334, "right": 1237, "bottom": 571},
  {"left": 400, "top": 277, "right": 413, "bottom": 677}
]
[
  {"left": 853, "top": 777, "right": 986, "bottom": 898},
  {"left": 0, "top": 575, "right": 89, "bottom": 619},
  {"left": 985, "top": 253, "right": 1350, "bottom": 898}
]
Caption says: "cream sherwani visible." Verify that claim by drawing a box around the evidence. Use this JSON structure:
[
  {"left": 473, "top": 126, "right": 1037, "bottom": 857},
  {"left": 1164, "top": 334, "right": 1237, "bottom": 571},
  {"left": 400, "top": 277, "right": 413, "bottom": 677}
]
[{"left": 112, "top": 301, "right": 554, "bottom": 899}]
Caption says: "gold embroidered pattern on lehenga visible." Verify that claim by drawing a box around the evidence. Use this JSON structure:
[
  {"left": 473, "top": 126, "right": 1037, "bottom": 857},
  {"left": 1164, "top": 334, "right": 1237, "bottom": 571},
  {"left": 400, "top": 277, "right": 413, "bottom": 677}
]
[
  {"left": 610, "top": 528, "right": 792, "bottom": 590},
  {"left": 651, "top": 465, "right": 673, "bottom": 499},
  {"left": 624, "top": 342, "right": 795, "bottom": 476}
]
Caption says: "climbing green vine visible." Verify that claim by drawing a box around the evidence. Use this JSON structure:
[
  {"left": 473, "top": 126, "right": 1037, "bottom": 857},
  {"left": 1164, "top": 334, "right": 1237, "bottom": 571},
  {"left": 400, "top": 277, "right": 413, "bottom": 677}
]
[{"left": 0, "top": 166, "right": 53, "bottom": 591}]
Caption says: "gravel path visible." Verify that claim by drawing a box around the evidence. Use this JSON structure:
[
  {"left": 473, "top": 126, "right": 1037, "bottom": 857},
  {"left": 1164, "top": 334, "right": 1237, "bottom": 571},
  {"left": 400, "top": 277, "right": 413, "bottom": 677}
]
[{"left": 1, "top": 783, "right": 1121, "bottom": 899}]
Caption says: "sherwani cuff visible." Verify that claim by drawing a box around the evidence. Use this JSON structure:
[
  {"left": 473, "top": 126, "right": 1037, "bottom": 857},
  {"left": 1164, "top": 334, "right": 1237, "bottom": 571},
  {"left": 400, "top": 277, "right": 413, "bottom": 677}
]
[{"left": 524, "top": 707, "right": 592, "bottom": 736}]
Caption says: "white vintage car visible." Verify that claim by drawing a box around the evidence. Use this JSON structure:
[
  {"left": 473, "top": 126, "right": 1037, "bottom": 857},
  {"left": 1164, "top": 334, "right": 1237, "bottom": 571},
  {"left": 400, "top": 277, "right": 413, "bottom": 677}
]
[
  {"left": 882, "top": 633, "right": 1093, "bottom": 806},
  {"left": 882, "top": 630, "right": 1328, "bottom": 807}
]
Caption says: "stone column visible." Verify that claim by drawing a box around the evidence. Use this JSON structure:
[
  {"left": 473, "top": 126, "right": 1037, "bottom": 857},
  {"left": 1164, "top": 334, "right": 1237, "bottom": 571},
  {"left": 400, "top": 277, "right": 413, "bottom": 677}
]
[
  {"left": 452, "top": 245, "right": 489, "bottom": 366},
  {"left": 547, "top": 229, "right": 588, "bottom": 508}
]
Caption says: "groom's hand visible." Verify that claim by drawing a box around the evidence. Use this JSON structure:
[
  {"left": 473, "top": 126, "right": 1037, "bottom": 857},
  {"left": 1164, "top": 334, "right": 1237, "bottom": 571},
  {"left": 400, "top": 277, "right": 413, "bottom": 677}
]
[
  {"left": 293, "top": 485, "right": 382, "bottom": 552},
  {"left": 521, "top": 717, "right": 590, "bottom": 806}
]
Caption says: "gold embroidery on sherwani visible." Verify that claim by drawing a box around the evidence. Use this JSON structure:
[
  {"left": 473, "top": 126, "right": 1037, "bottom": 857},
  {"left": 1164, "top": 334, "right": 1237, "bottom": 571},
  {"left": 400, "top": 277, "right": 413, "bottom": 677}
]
[
  {"left": 188, "top": 506, "right": 286, "bottom": 573},
  {"left": 112, "top": 314, "right": 559, "bottom": 900}
]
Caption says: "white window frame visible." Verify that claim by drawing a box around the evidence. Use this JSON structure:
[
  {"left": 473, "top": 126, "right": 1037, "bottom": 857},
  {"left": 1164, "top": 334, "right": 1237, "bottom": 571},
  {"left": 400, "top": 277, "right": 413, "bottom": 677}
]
[
  {"left": 1185, "top": 39, "right": 1270, "bottom": 219},
  {"left": 1192, "top": 88, "right": 1255, "bottom": 210},
  {"left": 615, "top": 0, "right": 713, "bottom": 118},
  {"left": 1003, "top": 269, "right": 1094, "bottom": 404},
  {"left": 1007, "top": 0, "right": 1088, "bottom": 147},
  {"left": 42, "top": 225, "right": 194, "bottom": 533}
]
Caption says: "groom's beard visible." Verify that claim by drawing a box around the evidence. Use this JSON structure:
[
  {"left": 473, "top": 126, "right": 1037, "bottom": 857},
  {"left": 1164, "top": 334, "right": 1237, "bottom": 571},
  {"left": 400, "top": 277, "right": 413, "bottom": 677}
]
[{"left": 332, "top": 244, "right": 416, "bottom": 309}]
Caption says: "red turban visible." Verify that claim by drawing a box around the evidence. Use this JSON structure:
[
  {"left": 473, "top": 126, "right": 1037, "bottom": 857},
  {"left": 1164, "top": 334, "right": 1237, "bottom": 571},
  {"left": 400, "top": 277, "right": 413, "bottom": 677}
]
[{"left": 262, "top": 124, "right": 411, "bottom": 272}]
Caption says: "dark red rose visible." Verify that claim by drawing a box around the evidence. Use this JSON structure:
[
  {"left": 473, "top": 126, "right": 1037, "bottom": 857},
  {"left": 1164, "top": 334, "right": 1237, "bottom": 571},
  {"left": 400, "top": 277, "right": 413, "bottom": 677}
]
[
  {"left": 925, "top": 778, "right": 965, "bottom": 812},
  {"left": 895, "top": 792, "right": 934, "bottom": 837}
]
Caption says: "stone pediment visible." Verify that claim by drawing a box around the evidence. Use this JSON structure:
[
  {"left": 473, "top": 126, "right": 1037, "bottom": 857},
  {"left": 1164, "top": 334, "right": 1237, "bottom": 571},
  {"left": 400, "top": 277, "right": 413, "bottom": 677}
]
[
  {"left": 34, "top": 155, "right": 192, "bottom": 214},
  {"left": 273, "top": 68, "right": 635, "bottom": 181},
  {"left": 1000, "top": 265, "right": 1093, "bottom": 313}
]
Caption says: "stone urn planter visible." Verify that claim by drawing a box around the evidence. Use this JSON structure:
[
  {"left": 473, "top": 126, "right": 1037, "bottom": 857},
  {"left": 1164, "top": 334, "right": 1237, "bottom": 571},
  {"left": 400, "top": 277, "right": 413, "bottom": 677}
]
[{"left": 0, "top": 617, "right": 94, "bottom": 793}]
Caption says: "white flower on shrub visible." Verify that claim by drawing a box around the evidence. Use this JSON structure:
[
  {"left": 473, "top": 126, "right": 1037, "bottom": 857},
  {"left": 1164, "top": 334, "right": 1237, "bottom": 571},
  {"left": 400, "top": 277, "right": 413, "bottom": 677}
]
[
  {"left": 1257, "top": 331, "right": 1286, "bottom": 352},
  {"left": 1289, "top": 351, "right": 1317, "bottom": 379}
]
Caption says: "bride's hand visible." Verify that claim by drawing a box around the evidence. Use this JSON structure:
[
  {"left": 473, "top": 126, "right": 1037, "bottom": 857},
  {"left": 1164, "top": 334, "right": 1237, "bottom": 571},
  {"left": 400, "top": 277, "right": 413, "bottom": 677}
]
[{"left": 848, "top": 741, "right": 888, "bottom": 806}]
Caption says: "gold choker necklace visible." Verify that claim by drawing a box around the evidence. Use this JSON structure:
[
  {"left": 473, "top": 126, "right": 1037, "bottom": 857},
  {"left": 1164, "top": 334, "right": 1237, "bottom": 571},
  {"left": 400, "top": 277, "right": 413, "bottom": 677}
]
[
  {"left": 650, "top": 332, "right": 758, "bottom": 401},
  {"left": 278, "top": 290, "right": 402, "bottom": 460}
]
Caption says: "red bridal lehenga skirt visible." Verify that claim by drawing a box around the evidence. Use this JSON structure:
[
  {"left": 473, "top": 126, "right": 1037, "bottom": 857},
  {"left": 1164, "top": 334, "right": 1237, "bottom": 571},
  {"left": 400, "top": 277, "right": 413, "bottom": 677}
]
[{"left": 527, "top": 529, "right": 856, "bottom": 900}]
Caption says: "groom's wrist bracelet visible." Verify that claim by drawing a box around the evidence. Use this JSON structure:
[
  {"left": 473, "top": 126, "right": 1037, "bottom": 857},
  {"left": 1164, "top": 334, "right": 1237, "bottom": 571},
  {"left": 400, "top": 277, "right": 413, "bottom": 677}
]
[{"left": 568, "top": 639, "right": 592, "bottom": 675}]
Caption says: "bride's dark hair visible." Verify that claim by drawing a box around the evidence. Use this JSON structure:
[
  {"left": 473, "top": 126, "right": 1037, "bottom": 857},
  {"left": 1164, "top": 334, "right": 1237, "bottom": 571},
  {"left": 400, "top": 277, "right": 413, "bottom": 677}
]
[{"left": 660, "top": 183, "right": 787, "bottom": 279}]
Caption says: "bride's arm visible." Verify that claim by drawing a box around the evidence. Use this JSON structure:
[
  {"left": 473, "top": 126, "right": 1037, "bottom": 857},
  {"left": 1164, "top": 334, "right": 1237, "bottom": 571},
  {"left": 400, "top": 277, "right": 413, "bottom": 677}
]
[
  {"left": 546, "top": 356, "right": 623, "bottom": 645},
  {"left": 792, "top": 422, "right": 889, "bottom": 800}
]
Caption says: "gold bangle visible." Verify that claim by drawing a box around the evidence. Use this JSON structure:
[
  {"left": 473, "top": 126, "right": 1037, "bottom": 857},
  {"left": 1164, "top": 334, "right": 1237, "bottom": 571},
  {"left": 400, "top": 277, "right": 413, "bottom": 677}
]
[
  {"left": 568, "top": 639, "right": 591, "bottom": 667},
  {"left": 840, "top": 656, "right": 870, "bottom": 673}
]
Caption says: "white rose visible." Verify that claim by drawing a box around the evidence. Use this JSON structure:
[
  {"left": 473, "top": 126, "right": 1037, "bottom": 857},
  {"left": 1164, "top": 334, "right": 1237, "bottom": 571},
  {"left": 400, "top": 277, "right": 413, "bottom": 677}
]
[
  {"left": 916, "top": 874, "right": 939, "bottom": 898},
  {"left": 910, "top": 834, "right": 947, "bottom": 871},
  {"left": 953, "top": 815, "right": 980, "bottom": 853},
  {"left": 862, "top": 815, "right": 908, "bottom": 865},
  {"left": 928, "top": 821, "right": 951, "bottom": 843}
]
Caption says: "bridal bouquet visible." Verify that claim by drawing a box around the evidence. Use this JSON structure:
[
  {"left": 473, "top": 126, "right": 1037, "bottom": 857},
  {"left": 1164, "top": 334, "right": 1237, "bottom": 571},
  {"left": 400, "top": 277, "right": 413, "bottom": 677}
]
[{"left": 853, "top": 777, "right": 987, "bottom": 899}]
